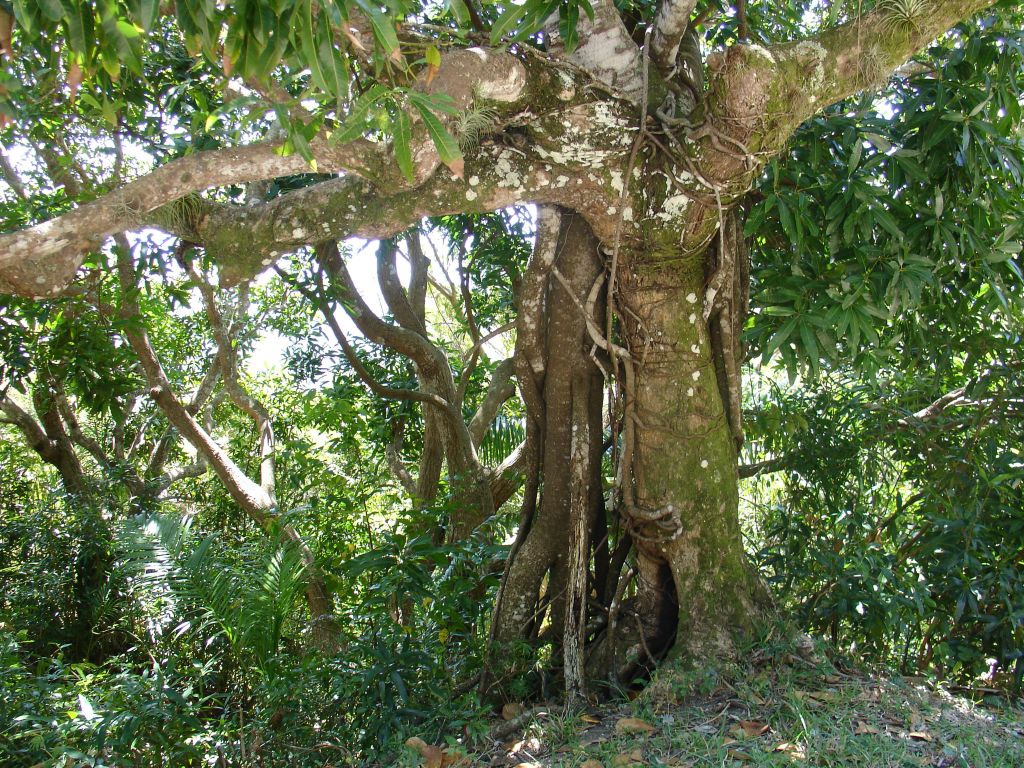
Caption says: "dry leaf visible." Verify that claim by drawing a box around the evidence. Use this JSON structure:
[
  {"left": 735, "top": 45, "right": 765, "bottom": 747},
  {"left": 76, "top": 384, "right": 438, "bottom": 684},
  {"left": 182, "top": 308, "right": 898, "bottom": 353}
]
[
  {"left": 426, "top": 61, "right": 440, "bottom": 86},
  {"left": 67, "top": 61, "right": 83, "bottom": 106},
  {"left": 502, "top": 702, "right": 525, "bottom": 721},
  {"left": 404, "top": 736, "right": 456, "bottom": 768},
  {"left": 446, "top": 156, "right": 465, "bottom": 180},
  {"left": 614, "top": 717, "right": 656, "bottom": 735},
  {"left": 342, "top": 27, "right": 367, "bottom": 52},
  {"left": 773, "top": 741, "right": 806, "bottom": 759},
  {"left": 854, "top": 721, "right": 879, "bottom": 735},
  {"left": 908, "top": 731, "right": 933, "bottom": 742},
  {"left": 581, "top": 714, "right": 601, "bottom": 724},
  {"left": 512, "top": 764, "right": 541, "bottom": 768},
  {"left": 726, "top": 748, "right": 753, "bottom": 762},
  {"left": 580, "top": 760, "right": 604, "bottom": 768},
  {"left": 730, "top": 720, "right": 770, "bottom": 739},
  {"left": 612, "top": 748, "right": 645, "bottom": 766}
]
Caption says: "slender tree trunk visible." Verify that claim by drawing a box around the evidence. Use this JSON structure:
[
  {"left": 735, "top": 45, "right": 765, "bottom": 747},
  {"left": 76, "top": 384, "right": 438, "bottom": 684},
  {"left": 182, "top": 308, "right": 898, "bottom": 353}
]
[{"left": 486, "top": 211, "right": 605, "bottom": 697}]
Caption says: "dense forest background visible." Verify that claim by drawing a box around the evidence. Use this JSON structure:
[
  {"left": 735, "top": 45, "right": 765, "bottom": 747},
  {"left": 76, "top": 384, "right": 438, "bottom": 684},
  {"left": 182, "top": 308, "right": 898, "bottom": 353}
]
[{"left": 1, "top": 0, "right": 1023, "bottom": 765}]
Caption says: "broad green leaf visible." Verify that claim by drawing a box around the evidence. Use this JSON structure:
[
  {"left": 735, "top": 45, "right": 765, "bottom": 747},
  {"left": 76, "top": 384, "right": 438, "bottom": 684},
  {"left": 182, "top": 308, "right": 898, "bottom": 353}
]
[
  {"left": 489, "top": 3, "right": 528, "bottom": 46},
  {"left": 332, "top": 84, "right": 387, "bottom": 144},
  {"left": 411, "top": 98, "right": 463, "bottom": 175}
]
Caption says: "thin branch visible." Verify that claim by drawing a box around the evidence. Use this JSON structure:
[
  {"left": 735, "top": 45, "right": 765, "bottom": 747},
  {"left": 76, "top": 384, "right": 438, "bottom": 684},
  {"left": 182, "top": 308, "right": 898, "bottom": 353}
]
[
  {"left": 468, "top": 358, "right": 516, "bottom": 448},
  {"left": 114, "top": 234, "right": 274, "bottom": 517},
  {"left": 186, "top": 260, "right": 277, "bottom": 501},
  {"left": 0, "top": 144, "right": 27, "bottom": 199}
]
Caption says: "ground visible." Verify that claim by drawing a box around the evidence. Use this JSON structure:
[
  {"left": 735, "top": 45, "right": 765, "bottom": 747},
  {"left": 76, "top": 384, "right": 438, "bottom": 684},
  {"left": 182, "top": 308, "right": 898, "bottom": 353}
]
[{"left": 402, "top": 635, "right": 1024, "bottom": 768}]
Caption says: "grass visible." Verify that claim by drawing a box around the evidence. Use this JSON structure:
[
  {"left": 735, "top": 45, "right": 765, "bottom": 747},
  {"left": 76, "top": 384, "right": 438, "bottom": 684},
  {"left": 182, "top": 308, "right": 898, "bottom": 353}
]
[{"left": 430, "top": 635, "right": 1024, "bottom": 768}]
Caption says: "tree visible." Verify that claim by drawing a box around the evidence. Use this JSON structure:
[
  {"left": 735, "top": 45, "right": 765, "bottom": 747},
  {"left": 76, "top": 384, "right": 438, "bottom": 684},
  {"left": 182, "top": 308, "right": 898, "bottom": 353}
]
[{"left": 0, "top": 0, "right": 1020, "bottom": 703}]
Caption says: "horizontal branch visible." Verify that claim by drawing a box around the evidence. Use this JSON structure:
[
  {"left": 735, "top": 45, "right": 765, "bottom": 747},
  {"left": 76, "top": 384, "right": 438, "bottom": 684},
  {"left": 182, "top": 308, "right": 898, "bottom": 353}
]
[{"left": 0, "top": 47, "right": 541, "bottom": 296}]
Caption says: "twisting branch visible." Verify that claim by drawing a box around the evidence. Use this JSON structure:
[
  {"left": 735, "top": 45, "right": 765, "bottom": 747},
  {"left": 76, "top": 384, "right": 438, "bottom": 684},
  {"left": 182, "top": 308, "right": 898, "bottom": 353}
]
[
  {"left": 385, "top": 417, "right": 419, "bottom": 496},
  {"left": 115, "top": 234, "right": 339, "bottom": 651},
  {"left": 376, "top": 239, "right": 428, "bottom": 336},
  {"left": 185, "top": 260, "right": 277, "bottom": 502},
  {"left": 114, "top": 235, "right": 273, "bottom": 515},
  {"left": 468, "top": 358, "right": 516, "bottom": 449},
  {"left": 717, "top": 0, "right": 1001, "bottom": 160}
]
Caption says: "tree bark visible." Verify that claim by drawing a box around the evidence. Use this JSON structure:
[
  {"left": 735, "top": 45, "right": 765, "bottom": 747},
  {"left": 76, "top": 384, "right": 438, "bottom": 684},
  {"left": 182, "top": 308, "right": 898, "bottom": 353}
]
[{"left": 486, "top": 210, "right": 606, "bottom": 698}]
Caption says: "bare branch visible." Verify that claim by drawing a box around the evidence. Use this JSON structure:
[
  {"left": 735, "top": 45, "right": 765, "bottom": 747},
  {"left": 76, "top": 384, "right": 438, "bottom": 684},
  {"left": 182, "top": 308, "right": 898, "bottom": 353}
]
[
  {"left": 651, "top": 0, "right": 699, "bottom": 73},
  {"left": 469, "top": 358, "right": 516, "bottom": 449},
  {"left": 0, "top": 144, "right": 27, "bottom": 200},
  {"left": 385, "top": 418, "right": 419, "bottom": 497},
  {"left": 405, "top": 232, "right": 430, "bottom": 326},
  {"left": 114, "top": 235, "right": 274, "bottom": 517},
  {"left": 186, "top": 261, "right": 277, "bottom": 501},
  {"left": 376, "top": 239, "right": 427, "bottom": 335},
  {"left": 488, "top": 438, "right": 530, "bottom": 510}
]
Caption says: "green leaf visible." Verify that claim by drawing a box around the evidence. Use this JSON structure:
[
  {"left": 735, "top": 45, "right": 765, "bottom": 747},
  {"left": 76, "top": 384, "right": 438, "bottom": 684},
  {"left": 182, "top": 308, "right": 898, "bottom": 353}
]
[
  {"left": 411, "top": 98, "right": 463, "bottom": 175},
  {"left": 489, "top": 3, "right": 528, "bottom": 46},
  {"left": 354, "top": 0, "right": 402, "bottom": 62},
  {"left": 332, "top": 84, "right": 387, "bottom": 144},
  {"left": 848, "top": 138, "right": 863, "bottom": 172},
  {"left": 559, "top": 2, "right": 579, "bottom": 53},
  {"left": 446, "top": 0, "right": 470, "bottom": 26},
  {"left": 388, "top": 102, "right": 414, "bottom": 182}
]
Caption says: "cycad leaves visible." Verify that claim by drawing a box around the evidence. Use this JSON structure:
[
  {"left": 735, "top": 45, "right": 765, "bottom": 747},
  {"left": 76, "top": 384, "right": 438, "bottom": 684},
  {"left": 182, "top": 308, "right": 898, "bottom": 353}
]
[{"left": 120, "top": 514, "right": 307, "bottom": 668}]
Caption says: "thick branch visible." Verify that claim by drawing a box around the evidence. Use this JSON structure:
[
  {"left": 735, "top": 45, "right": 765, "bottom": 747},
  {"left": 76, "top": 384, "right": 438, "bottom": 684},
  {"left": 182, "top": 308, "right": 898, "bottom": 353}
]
[
  {"left": 651, "top": 0, "right": 699, "bottom": 73},
  {"left": 0, "top": 47, "right": 536, "bottom": 296},
  {"left": 713, "top": 0, "right": 1000, "bottom": 160},
  {"left": 544, "top": 0, "right": 645, "bottom": 99},
  {"left": 376, "top": 239, "right": 428, "bottom": 335}
]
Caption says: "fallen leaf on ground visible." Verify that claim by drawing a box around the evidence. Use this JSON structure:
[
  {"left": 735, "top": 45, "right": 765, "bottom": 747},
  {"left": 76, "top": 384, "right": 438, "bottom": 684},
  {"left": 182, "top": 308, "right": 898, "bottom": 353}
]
[
  {"left": 581, "top": 714, "right": 601, "bottom": 724},
  {"left": 507, "top": 736, "right": 541, "bottom": 754},
  {"left": 615, "top": 717, "right": 656, "bottom": 735},
  {"left": 727, "top": 748, "right": 753, "bottom": 762},
  {"left": 729, "top": 720, "right": 770, "bottom": 739},
  {"left": 404, "top": 736, "right": 448, "bottom": 768},
  {"left": 908, "top": 731, "right": 934, "bottom": 742},
  {"left": 612, "top": 748, "right": 646, "bottom": 766},
  {"left": 502, "top": 702, "right": 525, "bottom": 720},
  {"left": 854, "top": 721, "right": 880, "bottom": 735},
  {"left": 580, "top": 760, "right": 604, "bottom": 768},
  {"left": 773, "top": 741, "right": 806, "bottom": 759}
]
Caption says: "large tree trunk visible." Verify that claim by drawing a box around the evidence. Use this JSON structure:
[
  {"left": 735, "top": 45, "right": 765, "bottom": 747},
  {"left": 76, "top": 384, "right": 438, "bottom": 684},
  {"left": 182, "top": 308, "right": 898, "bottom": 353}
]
[
  {"left": 617, "top": 237, "right": 763, "bottom": 663},
  {"left": 488, "top": 204, "right": 767, "bottom": 695}
]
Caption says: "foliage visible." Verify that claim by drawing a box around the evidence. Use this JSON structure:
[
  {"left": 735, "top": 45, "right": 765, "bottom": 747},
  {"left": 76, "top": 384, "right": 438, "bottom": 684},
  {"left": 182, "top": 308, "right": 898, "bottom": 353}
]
[{"left": 746, "top": 353, "right": 1024, "bottom": 683}]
